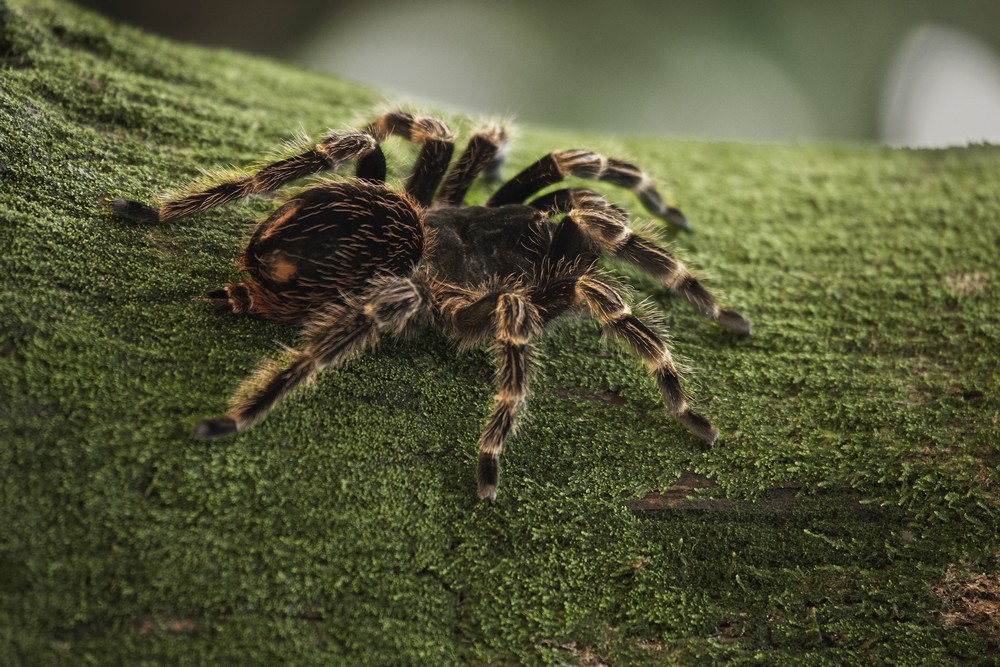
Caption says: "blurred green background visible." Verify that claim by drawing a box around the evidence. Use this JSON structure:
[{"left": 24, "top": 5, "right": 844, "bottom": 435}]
[{"left": 75, "top": 0, "right": 1000, "bottom": 145}]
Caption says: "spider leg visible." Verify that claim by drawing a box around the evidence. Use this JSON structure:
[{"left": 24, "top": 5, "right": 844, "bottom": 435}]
[
  {"left": 111, "top": 132, "right": 381, "bottom": 223},
  {"left": 487, "top": 149, "right": 690, "bottom": 230},
  {"left": 440, "top": 286, "right": 542, "bottom": 500},
  {"left": 530, "top": 187, "right": 625, "bottom": 218},
  {"left": 193, "top": 275, "right": 429, "bottom": 437},
  {"left": 436, "top": 123, "right": 508, "bottom": 206},
  {"left": 538, "top": 188, "right": 751, "bottom": 335},
  {"left": 364, "top": 111, "right": 455, "bottom": 207},
  {"left": 575, "top": 275, "right": 719, "bottom": 445}
]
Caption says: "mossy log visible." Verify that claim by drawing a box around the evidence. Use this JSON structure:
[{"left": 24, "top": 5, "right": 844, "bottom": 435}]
[{"left": 2, "top": 0, "right": 999, "bottom": 663}]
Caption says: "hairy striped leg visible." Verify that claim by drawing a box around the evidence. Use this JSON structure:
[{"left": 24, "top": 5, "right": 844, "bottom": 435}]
[
  {"left": 488, "top": 149, "right": 690, "bottom": 230},
  {"left": 364, "top": 111, "right": 455, "bottom": 206},
  {"left": 110, "top": 132, "right": 381, "bottom": 224},
  {"left": 440, "top": 287, "right": 542, "bottom": 500},
  {"left": 538, "top": 189, "right": 751, "bottom": 335},
  {"left": 193, "top": 276, "right": 429, "bottom": 438},
  {"left": 576, "top": 276, "right": 719, "bottom": 444},
  {"left": 436, "top": 123, "right": 508, "bottom": 206}
]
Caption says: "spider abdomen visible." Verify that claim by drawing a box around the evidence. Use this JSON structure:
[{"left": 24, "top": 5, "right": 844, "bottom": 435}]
[{"left": 234, "top": 181, "right": 424, "bottom": 322}]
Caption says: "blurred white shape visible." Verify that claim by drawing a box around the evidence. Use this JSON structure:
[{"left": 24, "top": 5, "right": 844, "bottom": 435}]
[{"left": 881, "top": 24, "right": 1000, "bottom": 147}]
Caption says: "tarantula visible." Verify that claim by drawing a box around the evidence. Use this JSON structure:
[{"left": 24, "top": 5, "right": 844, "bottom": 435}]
[{"left": 111, "top": 110, "right": 751, "bottom": 500}]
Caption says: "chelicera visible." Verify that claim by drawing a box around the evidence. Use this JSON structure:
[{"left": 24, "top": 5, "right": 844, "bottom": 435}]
[{"left": 111, "top": 110, "right": 751, "bottom": 500}]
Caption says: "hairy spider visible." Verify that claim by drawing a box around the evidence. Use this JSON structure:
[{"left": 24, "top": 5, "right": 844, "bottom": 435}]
[{"left": 111, "top": 110, "right": 751, "bottom": 500}]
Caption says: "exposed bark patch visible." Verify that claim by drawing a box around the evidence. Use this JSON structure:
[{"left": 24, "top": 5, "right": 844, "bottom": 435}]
[
  {"left": 933, "top": 563, "right": 1000, "bottom": 648},
  {"left": 626, "top": 471, "right": 869, "bottom": 516}
]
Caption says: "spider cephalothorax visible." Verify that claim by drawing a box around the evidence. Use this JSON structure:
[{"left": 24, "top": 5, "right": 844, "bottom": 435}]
[{"left": 111, "top": 110, "right": 751, "bottom": 500}]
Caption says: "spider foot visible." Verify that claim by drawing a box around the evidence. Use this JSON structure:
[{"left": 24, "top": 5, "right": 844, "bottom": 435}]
[
  {"left": 717, "top": 308, "right": 752, "bottom": 336},
  {"left": 203, "top": 284, "right": 251, "bottom": 316},
  {"left": 109, "top": 198, "right": 160, "bottom": 224},
  {"left": 477, "top": 454, "right": 499, "bottom": 501},
  {"left": 678, "top": 410, "right": 719, "bottom": 446},
  {"left": 661, "top": 205, "right": 691, "bottom": 232},
  {"left": 205, "top": 288, "right": 235, "bottom": 316},
  {"left": 193, "top": 416, "right": 239, "bottom": 438}
]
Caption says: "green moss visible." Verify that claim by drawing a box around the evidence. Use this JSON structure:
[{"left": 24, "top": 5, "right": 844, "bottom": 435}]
[{"left": 2, "top": 0, "right": 999, "bottom": 664}]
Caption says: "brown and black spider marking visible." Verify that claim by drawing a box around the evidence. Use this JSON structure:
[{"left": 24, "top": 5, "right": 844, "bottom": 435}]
[{"left": 111, "top": 110, "right": 751, "bottom": 500}]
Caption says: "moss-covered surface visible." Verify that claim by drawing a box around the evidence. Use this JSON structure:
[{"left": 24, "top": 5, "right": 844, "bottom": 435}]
[{"left": 2, "top": 1, "right": 999, "bottom": 664}]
